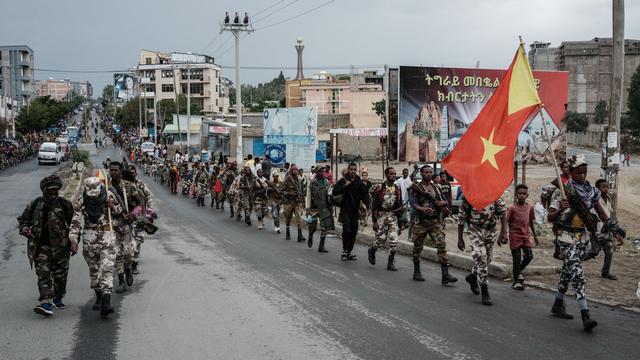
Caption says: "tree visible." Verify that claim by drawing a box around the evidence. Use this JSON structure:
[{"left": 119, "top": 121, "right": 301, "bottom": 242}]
[
  {"left": 230, "top": 72, "right": 286, "bottom": 109},
  {"left": 564, "top": 111, "right": 589, "bottom": 133},
  {"left": 101, "top": 85, "right": 115, "bottom": 106},
  {"left": 115, "top": 97, "right": 141, "bottom": 128},
  {"left": 625, "top": 64, "right": 640, "bottom": 133},
  {"left": 372, "top": 99, "right": 386, "bottom": 127},
  {"left": 593, "top": 100, "right": 608, "bottom": 124}
]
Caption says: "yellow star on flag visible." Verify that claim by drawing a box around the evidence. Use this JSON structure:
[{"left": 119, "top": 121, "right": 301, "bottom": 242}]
[{"left": 480, "top": 128, "right": 506, "bottom": 170}]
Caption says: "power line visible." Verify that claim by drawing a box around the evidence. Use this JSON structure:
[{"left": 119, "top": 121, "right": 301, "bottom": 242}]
[
  {"left": 253, "top": 0, "right": 289, "bottom": 17},
  {"left": 255, "top": 0, "right": 336, "bottom": 31},
  {"left": 252, "top": 0, "right": 304, "bottom": 24}
]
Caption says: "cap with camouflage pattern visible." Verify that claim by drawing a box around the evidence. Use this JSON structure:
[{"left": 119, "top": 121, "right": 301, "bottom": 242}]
[{"left": 83, "top": 177, "right": 103, "bottom": 197}]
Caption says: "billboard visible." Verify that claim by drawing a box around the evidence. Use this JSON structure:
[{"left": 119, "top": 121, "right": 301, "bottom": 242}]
[
  {"left": 398, "top": 66, "right": 568, "bottom": 162},
  {"left": 263, "top": 107, "right": 317, "bottom": 170},
  {"left": 114, "top": 73, "right": 136, "bottom": 103}
]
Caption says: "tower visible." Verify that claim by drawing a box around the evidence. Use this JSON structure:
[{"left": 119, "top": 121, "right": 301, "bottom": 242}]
[{"left": 295, "top": 38, "right": 305, "bottom": 80}]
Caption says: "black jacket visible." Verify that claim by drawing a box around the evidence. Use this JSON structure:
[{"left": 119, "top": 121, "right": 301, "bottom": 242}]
[{"left": 333, "top": 175, "right": 370, "bottom": 211}]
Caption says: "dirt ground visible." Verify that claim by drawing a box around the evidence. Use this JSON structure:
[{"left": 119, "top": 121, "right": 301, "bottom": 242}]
[{"left": 343, "top": 157, "right": 640, "bottom": 308}]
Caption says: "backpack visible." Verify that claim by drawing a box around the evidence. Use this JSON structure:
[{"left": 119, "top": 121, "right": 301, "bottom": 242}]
[{"left": 328, "top": 183, "right": 343, "bottom": 207}]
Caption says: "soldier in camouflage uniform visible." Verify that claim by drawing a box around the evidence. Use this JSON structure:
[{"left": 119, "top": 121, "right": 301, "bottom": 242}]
[
  {"left": 232, "top": 166, "right": 254, "bottom": 225},
  {"left": 253, "top": 169, "right": 270, "bottom": 229},
  {"left": 69, "top": 177, "right": 123, "bottom": 318},
  {"left": 457, "top": 196, "right": 506, "bottom": 306},
  {"left": 18, "top": 175, "right": 75, "bottom": 317},
  {"left": 367, "top": 167, "right": 403, "bottom": 271},
  {"left": 126, "top": 165, "right": 155, "bottom": 275},
  {"left": 281, "top": 164, "right": 306, "bottom": 242},
  {"left": 547, "top": 156, "right": 615, "bottom": 331},
  {"left": 194, "top": 162, "right": 210, "bottom": 207},
  {"left": 269, "top": 170, "right": 283, "bottom": 233},
  {"left": 223, "top": 161, "right": 239, "bottom": 217},
  {"left": 409, "top": 165, "right": 457, "bottom": 285},
  {"left": 306, "top": 167, "right": 334, "bottom": 252},
  {"left": 109, "top": 162, "right": 138, "bottom": 293}
]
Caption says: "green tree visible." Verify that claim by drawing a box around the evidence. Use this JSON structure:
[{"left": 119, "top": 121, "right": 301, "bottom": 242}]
[
  {"left": 115, "top": 97, "right": 140, "bottom": 128},
  {"left": 372, "top": 99, "right": 386, "bottom": 127},
  {"left": 625, "top": 64, "right": 640, "bottom": 133},
  {"left": 564, "top": 111, "right": 589, "bottom": 132},
  {"left": 230, "top": 71, "right": 286, "bottom": 109},
  {"left": 101, "top": 85, "right": 115, "bottom": 106},
  {"left": 593, "top": 100, "right": 608, "bottom": 124}
]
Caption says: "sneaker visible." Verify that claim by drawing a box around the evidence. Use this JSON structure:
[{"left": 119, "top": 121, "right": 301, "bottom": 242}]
[
  {"left": 34, "top": 303, "right": 54, "bottom": 317},
  {"left": 517, "top": 274, "right": 525, "bottom": 285},
  {"left": 341, "top": 252, "right": 348, "bottom": 261},
  {"left": 511, "top": 282, "right": 524, "bottom": 291},
  {"left": 53, "top": 298, "right": 65, "bottom": 309}
]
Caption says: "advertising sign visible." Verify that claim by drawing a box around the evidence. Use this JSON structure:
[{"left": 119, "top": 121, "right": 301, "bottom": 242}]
[
  {"left": 114, "top": 73, "right": 136, "bottom": 103},
  {"left": 263, "top": 107, "right": 317, "bottom": 170},
  {"left": 398, "top": 66, "right": 568, "bottom": 162},
  {"left": 208, "top": 125, "right": 230, "bottom": 134}
]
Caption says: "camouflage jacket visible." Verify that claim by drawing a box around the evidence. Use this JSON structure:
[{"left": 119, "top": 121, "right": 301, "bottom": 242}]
[
  {"left": 134, "top": 179, "right": 154, "bottom": 209},
  {"left": 17, "top": 196, "right": 74, "bottom": 266},
  {"left": 409, "top": 181, "right": 444, "bottom": 222},
  {"left": 111, "top": 179, "right": 140, "bottom": 231},
  {"left": 281, "top": 175, "right": 304, "bottom": 204},
  {"left": 458, "top": 196, "right": 506, "bottom": 230},
  {"left": 371, "top": 182, "right": 403, "bottom": 223},
  {"left": 223, "top": 169, "right": 239, "bottom": 190},
  {"left": 253, "top": 176, "right": 269, "bottom": 200},
  {"left": 68, "top": 189, "right": 124, "bottom": 240}
]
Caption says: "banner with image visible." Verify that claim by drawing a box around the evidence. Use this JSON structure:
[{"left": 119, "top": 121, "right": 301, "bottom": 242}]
[{"left": 264, "top": 107, "right": 317, "bottom": 170}]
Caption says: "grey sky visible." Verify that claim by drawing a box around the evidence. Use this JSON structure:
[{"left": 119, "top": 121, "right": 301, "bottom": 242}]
[{"left": 1, "top": 0, "right": 639, "bottom": 96}]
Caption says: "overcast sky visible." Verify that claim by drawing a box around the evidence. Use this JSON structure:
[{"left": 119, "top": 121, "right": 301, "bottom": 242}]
[{"left": 1, "top": 0, "right": 639, "bottom": 96}]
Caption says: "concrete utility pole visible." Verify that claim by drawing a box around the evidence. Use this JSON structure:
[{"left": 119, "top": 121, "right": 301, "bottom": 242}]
[
  {"left": 187, "top": 63, "right": 191, "bottom": 148},
  {"left": 222, "top": 12, "right": 253, "bottom": 162},
  {"left": 605, "top": 0, "right": 625, "bottom": 218}
]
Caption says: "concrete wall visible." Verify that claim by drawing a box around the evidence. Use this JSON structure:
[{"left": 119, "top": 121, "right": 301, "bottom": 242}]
[{"left": 567, "top": 131, "right": 604, "bottom": 148}]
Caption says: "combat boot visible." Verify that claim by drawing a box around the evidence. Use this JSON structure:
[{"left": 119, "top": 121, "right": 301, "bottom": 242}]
[
  {"left": 307, "top": 232, "right": 314, "bottom": 248},
  {"left": 551, "top": 298, "right": 574, "bottom": 319},
  {"left": 441, "top": 263, "right": 458, "bottom": 285},
  {"left": 297, "top": 228, "right": 306, "bottom": 242},
  {"left": 245, "top": 214, "right": 251, "bottom": 226},
  {"left": 285, "top": 227, "right": 291, "bottom": 240},
  {"left": 465, "top": 273, "right": 480, "bottom": 295},
  {"left": 100, "top": 294, "right": 114, "bottom": 318},
  {"left": 581, "top": 310, "right": 598, "bottom": 331},
  {"left": 412, "top": 257, "right": 425, "bottom": 281},
  {"left": 230, "top": 207, "right": 234, "bottom": 218},
  {"left": 480, "top": 284, "right": 493, "bottom": 305},
  {"left": 257, "top": 219, "right": 264, "bottom": 230},
  {"left": 125, "top": 268, "right": 134, "bottom": 286},
  {"left": 387, "top": 251, "right": 398, "bottom": 271},
  {"left": 132, "top": 261, "right": 139, "bottom": 275},
  {"left": 115, "top": 273, "right": 126, "bottom": 293},
  {"left": 236, "top": 213, "right": 242, "bottom": 221},
  {"left": 367, "top": 247, "right": 376, "bottom": 265},
  {"left": 92, "top": 290, "right": 102, "bottom": 311},
  {"left": 318, "top": 236, "right": 328, "bottom": 253}
]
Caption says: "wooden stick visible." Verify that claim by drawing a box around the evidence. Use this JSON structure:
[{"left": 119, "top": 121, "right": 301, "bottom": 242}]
[
  {"left": 102, "top": 169, "right": 114, "bottom": 233},
  {"left": 539, "top": 106, "right": 566, "bottom": 199}
]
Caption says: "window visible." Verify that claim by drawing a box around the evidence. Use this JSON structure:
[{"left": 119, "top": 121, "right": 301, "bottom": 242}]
[
  {"left": 216, "top": 99, "right": 218, "bottom": 106},
  {"left": 161, "top": 70, "right": 173, "bottom": 78},
  {"left": 162, "top": 84, "right": 174, "bottom": 93},
  {"left": 145, "top": 57, "right": 152, "bottom": 65}
]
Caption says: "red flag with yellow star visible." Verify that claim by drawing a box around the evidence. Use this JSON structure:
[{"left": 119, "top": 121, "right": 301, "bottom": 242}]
[{"left": 442, "top": 44, "right": 541, "bottom": 210}]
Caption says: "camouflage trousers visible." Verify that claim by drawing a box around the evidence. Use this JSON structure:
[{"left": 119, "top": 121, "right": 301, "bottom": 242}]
[
  {"left": 308, "top": 209, "right": 329, "bottom": 237},
  {"left": 234, "top": 193, "right": 252, "bottom": 216},
  {"left": 133, "top": 227, "right": 145, "bottom": 263},
  {"left": 373, "top": 211, "right": 399, "bottom": 252},
  {"left": 468, "top": 225, "right": 497, "bottom": 286},
  {"left": 196, "top": 183, "right": 208, "bottom": 198},
  {"left": 412, "top": 219, "right": 448, "bottom": 263},
  {"left": 254, "top": 198, "right": 269, "bottom": 221},
  {"left": 557, "top": 231, "right": 589, "bottom": 300},
  {"left": 115, "top": 226, "right": 134, "bottom": 274},
  {"left": 283, "top": 202, "right": 303, "bottom": 228},
  {"left": 33, "top": 244, "right": 71, "bottom": 302},
  {"left": 270, "top": 201, "right": 281, "bottom": 228},
  {"left": 82, "top": 229, "right": 117, "bottom": 294}
]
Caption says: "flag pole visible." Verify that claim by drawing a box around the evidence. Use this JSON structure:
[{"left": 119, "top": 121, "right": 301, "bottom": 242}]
[{"left": 539, "top": 105, "right": 566, "bottom": 199}]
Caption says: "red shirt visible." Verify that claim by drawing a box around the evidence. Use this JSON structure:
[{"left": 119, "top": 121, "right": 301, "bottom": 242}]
[{"left": 505, "top": 203, "right": 534, "bottom": 249}]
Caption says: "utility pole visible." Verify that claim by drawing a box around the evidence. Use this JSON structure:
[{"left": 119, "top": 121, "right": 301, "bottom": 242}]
[
  {"left": 9, "top": 64, "right": 15, "bottom": 137},
  {"left": 187, "top": 63, "right": 191, "bottom": 148},
  {"left": 138, "top": 69, "right": 143, "bottom": 138},
  {"left": 222, "top": 11, "right": 253, "bottom": 162},
  {"left": 605, "top": 0, "right": 625, "bottom": 218}
]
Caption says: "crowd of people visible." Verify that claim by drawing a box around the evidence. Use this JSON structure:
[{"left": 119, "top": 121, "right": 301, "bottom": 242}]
[
  {"left": 0, "top": 132, "right": 48, "bottom": 170},
  {"left": 17, "top": 108, "right": 632, "bottom": 332}
]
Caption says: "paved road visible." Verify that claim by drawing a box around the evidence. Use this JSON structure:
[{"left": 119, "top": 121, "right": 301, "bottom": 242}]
[{"left": 1, "top": 137, "right": 639, "bottom": 359}]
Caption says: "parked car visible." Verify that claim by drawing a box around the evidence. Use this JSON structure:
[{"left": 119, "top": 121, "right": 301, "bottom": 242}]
[
  {"left": 38, "top": 142, "right": 62, "bottom": 165},
  {"left": 140, "top": 141, "right": 155, "bottom": 155}
]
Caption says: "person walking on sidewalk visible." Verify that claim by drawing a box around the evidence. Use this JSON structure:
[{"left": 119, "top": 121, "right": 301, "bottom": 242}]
[
  {"left": 17, "top": 175, "right": 75, "bottom": 317},
  {"left": 457, "top": 195, "right": 506, "bottom": 305},
  {"left": 333, "top": 162, "right": 370, "bottom": 261},
  {"left": 306, "top": 167, "right": 334, "bottom": 252},
  {"left": 505, "top": 184, "right": 538, "bottom": 290},
  {"left": 368, "top": 167, "right": 404, "bottom": 271},
  {"left": 409, "top": 165, "right": 456, "bottom": 284},
  {"left": 594, "top": 179, "right": 617, "bottom": 280}
]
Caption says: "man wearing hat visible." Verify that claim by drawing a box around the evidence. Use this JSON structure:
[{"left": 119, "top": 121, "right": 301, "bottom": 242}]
[
  {"left": 222, "top": 161, "right": 239, "bottom": 217},
  {"left": 69, "top": 177, "right": 123, "bottom": 318},
  {"left": 306, "top": 166, "right": 333, "bottom": 252},
  {"left": 18, "top": 175, "right": 75, "bottom": 317},
  {"left": 269, "top": 170, "right": 283, "bottom": 233}
]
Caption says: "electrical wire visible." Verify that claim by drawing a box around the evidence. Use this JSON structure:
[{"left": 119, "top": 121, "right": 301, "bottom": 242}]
[
  {"left": 255, "top": 0, "right": 336, "bottom": 31},
  {"left": 251, "top": 0, "right": 304, "bottom": 25}
]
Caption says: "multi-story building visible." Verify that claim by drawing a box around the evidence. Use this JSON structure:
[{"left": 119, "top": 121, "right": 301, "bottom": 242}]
[
  {"left": 0, "top": 45, "right": 34, "bottom": 106},
  {"left": 35, "top": 78, "right": 73, "bottom": 101},
  {"left": 529, "top": 38, "right": 640, "bottom": 115},
  {"left": 134, "top": 50, "right": 228, "bottom": 117}
]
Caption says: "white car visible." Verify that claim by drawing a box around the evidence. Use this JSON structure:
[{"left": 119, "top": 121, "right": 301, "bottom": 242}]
[
  {"left": 140, "top": 142, "right": 156, "bottom": 155},
  {"left": 38, "top": 142, "right": 62, "bottom": 165}
]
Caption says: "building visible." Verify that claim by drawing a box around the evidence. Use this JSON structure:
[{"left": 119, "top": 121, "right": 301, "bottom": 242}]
[
  {"left": 529, "top": 38, "right": 640, "bottom": 115},
  {"left": 134, "top": 50, "right": 229, "bottom": 118},
  {"left": 35, "top": 78, "right": 73, "bottom": 101},
  {"left": 0, "top": 45, "right": 34, "bottom": 106},
  {"left": 71, "top": 81, "right": 93, "bottom": 99}
]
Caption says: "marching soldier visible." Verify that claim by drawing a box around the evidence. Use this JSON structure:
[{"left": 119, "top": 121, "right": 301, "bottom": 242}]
[
  {"left": 306, "top": 167, "right": 334, "bottom": 253},
  {"left": 232, "top": 166, "right": 254, "bottom": 225},
  {"left": 269, "top": 170, "right": 284, "bottom": 234},
  {"left": 281, "top": 164, "right": 306, "bottom": 242},
  {"left": 126, "top": 165, "right": 155, "bottom": 274},
  {"left": 409, "top": 165, "right": 457, "bottom": 285},
  {"left": 253, "top": 169, "right": 270, "bottom": 229},
  {"left": 367, "top": 167, "right": 404, "bottom": 271},
  {"left": 223, "top": 161, "right": 239, "bottom": 217},
  {"left": 69, "top": 177, "right": 122, "bottom": 318},
  {"left": 18, "top": 175, "right": 75, "bottom": 317},
  {"left": 457, "top": 196, "right": 507, "bottom": 305},
  {"left": 194, "top": 163, "right": 210, "bottom": 207}
]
